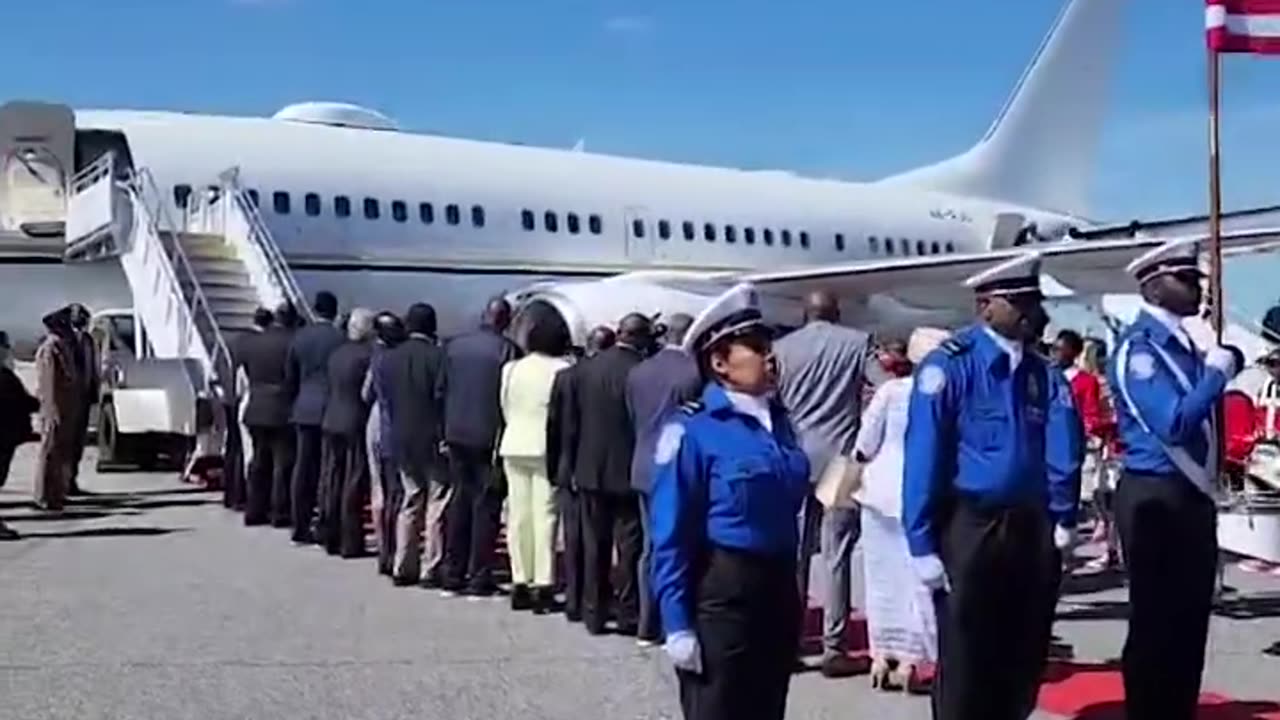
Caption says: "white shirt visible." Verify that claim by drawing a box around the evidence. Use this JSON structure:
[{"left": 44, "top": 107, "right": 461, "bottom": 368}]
[
  {"left": 982, "top": 325, "right": 1023, "bottom": 370},
  {"left": 852, "top": 377, "right": 912, "bottom": 518},
  {"left": 725, "top": 389, "right": 773, "bottom": 432},
  {"left": 1140, "top": 301, "right": 1193, "bottom": 350}
]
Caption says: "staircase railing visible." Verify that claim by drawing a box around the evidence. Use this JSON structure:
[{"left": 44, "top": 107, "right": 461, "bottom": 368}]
[
  {"left": 65, "top": 152, "right": 119, "bottom": 259},
  {"left": 132, "top": 167, "right": 235, "bottom": 393},
  {"left": 218, "top": 167, "right": 315, "bottom": 324}
]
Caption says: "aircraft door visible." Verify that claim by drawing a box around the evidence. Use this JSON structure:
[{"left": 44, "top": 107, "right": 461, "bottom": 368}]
[
  {"left": 0, "top": 102, "right": 75, "bottom": 237},
  {"left": 624, "top": 206, "right": 652, "bottom": 265}
]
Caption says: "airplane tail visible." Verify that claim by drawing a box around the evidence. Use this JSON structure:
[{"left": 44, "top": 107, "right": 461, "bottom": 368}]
[{"left": 877, "top": 0, "right": 1126, "bottom": 216}]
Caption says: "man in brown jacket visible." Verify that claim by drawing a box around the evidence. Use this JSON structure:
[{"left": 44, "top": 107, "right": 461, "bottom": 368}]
[{"left": 34, "top": 307, "right": 79, "bottom": 511}]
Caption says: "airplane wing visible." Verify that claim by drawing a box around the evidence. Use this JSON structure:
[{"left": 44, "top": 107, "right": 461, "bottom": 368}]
[
  {"left": 696, "top": 228, "right": 1280, "bottom": 309},
  {"left": 1070, "top": 205, "right": 1280, "bottom": 241}
]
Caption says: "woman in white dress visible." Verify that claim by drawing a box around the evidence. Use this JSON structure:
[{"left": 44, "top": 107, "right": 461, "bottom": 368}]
[{"left": 854, "top": 327, "right": 949, "bottom": 691}]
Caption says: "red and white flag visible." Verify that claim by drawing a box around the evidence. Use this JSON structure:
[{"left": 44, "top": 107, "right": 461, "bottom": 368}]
[{"left": 1207, "top": 0, "right": 1280, "bottom": 54}]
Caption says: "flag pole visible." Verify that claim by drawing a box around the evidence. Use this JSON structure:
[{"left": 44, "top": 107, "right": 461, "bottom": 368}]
[{"left": 1209, "top": 48, "right": 1225, "bottom": 342}]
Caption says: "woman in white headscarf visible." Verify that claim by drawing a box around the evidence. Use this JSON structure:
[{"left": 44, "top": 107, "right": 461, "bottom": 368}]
[{"left": 854, "top": 327, "right": 949, "bottom": 692}]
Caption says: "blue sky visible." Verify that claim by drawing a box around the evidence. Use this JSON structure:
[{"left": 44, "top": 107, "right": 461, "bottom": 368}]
[{"left": 5, "top": 0, "right": 1280, "bottom": 319}]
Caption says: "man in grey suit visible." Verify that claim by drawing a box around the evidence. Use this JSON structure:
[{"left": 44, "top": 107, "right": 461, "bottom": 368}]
[
  {"left": 773, "top": 290, "right": 872, "bottom": 678},
  {"left": 385, "top": 303, "right": 450, "bottom": 587},
  {"left": 286, "top": 291, "right": 344, "bottom": 544},
  {"left": 625, "top": 313, "right": 702, "bottom": 646},
  {"left": 318, "top": 308, "right": 375, "bottom": 557}
]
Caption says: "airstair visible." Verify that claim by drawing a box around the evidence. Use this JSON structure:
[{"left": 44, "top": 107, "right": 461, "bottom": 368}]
[{"left": 63, "top": 151, "right": 311, "bottom": 408}]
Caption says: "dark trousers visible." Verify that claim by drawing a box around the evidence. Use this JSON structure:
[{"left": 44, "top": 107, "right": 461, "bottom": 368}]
[
  {"left": 245, "top": 425, "right": 290, "bottom": 525},
  {"left": 443, "top": 444, "right": 497, "bottom": 590},
  {"left": 223, "top": 404, "right": 245, "bottom": 511},
  {"left": 677, "top": 547, "right": 800, "bottom": 720},
  {"left": 290, "top": 424, "right": 324, "bottom": 543},
  {"left": 377, "top": 455, "right": 403, "bottom": 575},
  {"left": 932, "top": 499, "right": 1057, "bottom": 720},
  {"left": 0, "top": 442, "right": 15, "bottom": 488},
  {"left": 560, "top": 486, "right": 586, "bottom": 618},
  {"left": 637, "top": 492, "right": 661, "bottom": 641},
  {"left": 271, "top": 429, "right": 296, "bottom": 527},
  {"left": 1115, "top": 471, "right": 1218, "bottom": 720},
  {"left": 582, "top": 490, "right": 643, "bottom": 632},
  {"left": 319, "top": 432, "right": 370, "bottom": 556}
]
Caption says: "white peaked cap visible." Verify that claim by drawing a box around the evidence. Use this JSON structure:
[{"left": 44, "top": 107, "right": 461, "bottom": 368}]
[
  {"left": 682, "top": 282, "right": 767, "bottom": 354},
  {"left": 962, "top": 252, "right": 1044, "bottom": 296},
  {"left": 1125, "top": 236, "right": 1203, "bottom": 283}
]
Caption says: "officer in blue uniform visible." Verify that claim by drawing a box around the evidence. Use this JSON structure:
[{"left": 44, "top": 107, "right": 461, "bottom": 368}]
[
  {"left": 649, "top": 282, "right": 811, "bottom": 720},
  {"left": 902, "top": 252, "right": 1080, "bottom": 720},
  {"left": 1107, "top": 237, "right": 1242, "bottom": 720}
]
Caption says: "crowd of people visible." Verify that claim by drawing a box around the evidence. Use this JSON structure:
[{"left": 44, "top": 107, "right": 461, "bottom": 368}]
[{"left": 0, "top": 233, "right": 1254, "bottom": 720}]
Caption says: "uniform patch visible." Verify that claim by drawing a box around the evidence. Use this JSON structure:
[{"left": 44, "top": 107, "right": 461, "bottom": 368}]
[
  {"left": 1128, "top": 352, "right": 1157, "bottom": 380},
  {"left": 654, "top": 422, "right": 685, "bottom": 465},
  {"left": 917, "top": 365, "right": 947, "bottom": 396}
]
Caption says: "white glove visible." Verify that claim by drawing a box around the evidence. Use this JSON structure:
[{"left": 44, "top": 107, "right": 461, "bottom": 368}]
[
  {"left": 1053, "top": 524, "right": 1076, "bottom": 552},
  {"left": 664, "top": 630, "right": 702, "bottom": 674},
  {"left": 911, "top": 553, "right": 949, "bottom": 592},
  {"left": 1206, "top": 346, "right": 1238, "bottom": 377}
]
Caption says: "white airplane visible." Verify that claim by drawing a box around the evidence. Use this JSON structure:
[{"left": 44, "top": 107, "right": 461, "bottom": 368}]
[{"left": 0, "top": 0, "right": 1277, "bottom": 354}]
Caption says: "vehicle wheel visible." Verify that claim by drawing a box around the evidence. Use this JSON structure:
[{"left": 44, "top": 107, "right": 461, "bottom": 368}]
[{"left": 95, "top": 401, "right": 126, "bottom": 472}]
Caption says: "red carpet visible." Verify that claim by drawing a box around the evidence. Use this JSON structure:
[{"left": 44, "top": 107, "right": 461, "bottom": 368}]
[{"left": 1037, "top": 662, "right": 1280, "bottom": 719}]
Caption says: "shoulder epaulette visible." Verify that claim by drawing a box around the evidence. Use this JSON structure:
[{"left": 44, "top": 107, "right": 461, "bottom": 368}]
[
  {"left": 940, "top": 338, "right": 971, "bottom": 357},
  {"left": 679, "top": 400, "right": 704, "bottom": 416}
]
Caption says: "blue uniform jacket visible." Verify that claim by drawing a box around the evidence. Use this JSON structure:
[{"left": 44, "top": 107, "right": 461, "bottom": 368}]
[
  {"left": 648, "top": 383, "right": 811, "bottom": 636},
  {"left": 902, "top": 325, "right": 1077, "bottom": 558},
  {"left": 1106, "top": 310, "right": 1226, "bottom": 481},
  {"left": 1045, "top": 364, "right": 1084, "bottom": 527},
  {"left": 367, "top": 346, "right": 396, "bottom": 461}
]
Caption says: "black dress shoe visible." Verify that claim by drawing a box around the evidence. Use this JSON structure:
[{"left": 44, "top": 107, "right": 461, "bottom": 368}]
[
  {"left": 465, "top": 582, "right": 498, "bottom": 598},
  {"left": 564, "top": 610, "right": 583, "bottom": 623},
  {"left": 510, "top": 584, "right": 533, "bottom": 611},
  {"left": 615, "top": 624, "right": 639, "bottom": 638},
  {"left": 532, "top": 587, "right": 555, "bottom": 615},
  {"left": 244, "top": 517, "right": 269, "bottom": 527},
  {"left": 392, "top": 576, "right": 417, "bottom": 587}
]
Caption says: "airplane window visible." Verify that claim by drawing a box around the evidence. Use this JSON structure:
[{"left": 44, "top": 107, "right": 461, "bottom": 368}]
[
  {"left": 521, "top": 209, "right": 535, "bottom": 231},
  {"left": 900, "top": 238, "right": 910, "bottom": 255},
  {"left": 446, "top": 204, "right": 461, "bottom": 225},
  {"left": 658, "top": 220, "right": 671, "bottom": 240},
  {"left": 916, "top": 240, "right": 927, "bottom": 255},
  {"left": 173, "top": 184, "right": 192, "bottom": 208},
  {"left": 869, "top": 236, "right": 878, "bottom": 253},
  {"left": 682, "top": 221, "right": 695, "bottom": 241},
  {"left": 419, "top": 202, "right": 435, "bottom": 224},
  {"left": 781, "top": 230, "right": 792, "bottom": 247},
  {"left": 363, "top": 197, "right": 380, "bottom": 220},
  {"left": 247, "top": 189, "right": 260, "bottom": 208},
  {"left": 588, "top": 214, "right": 603, "bottom": 234},
  {"left": 763, "top": 229, "right": 775, "bottom": 246},
  {"left": 704, "top": 223, "right": 716, "bottom": 242},
  {"left": 632, "top": 219, "right": 646, "bottom": 238},
  {"left": 886, "top": 238, "right": 895, "bottom": 255},
  {"left": 725, "top": 225, "right": 737, "bottom": 244},
  {"left": 304, "top": 193, "right": 322, "bottom": 217},
  {"left": 567, "top": 213, "right": 581, "bottom": 234},
  {"left": 392, "top": 200, "right": 408, "bottom": 223},
  {"left": 744, "top": 227, "right": 756, "bottom": 245},
  {"left": 544, "top": 211, "right": 558, "bottom": 233},
  {"left": 835, "top": 233, "right": 845, "bottom": 252},
  {"left": 335, "top": 196, "right": 351, "bottom": 218},
  {"left": 471, "top": 205, "right": 485, "bottom": 228},
  {"left": 273, "top": 191, "right": 291, "bottom": 215},
  {"left": 799, "top": 231, "right": 810, "bottom": 249},
  {"left": 931, "top": 241, "right": 941, "bottom": 255},
  {"left": 945, "top": 241, "right": 955, "bottom": 253}
]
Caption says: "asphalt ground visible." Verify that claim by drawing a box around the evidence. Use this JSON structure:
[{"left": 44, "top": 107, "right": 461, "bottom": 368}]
[{"left": 1, "top": 445, "right": 1279, "bottom": 720}]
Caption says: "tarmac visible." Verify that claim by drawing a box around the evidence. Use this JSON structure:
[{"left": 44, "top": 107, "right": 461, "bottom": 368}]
[{"left": 1, "top": 444, "right": 1279, "bottom": 720}]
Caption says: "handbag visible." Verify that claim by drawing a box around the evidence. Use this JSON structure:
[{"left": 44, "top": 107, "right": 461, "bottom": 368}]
[{"left": 814, "top": 452, "right": 865, "bottom": 509}]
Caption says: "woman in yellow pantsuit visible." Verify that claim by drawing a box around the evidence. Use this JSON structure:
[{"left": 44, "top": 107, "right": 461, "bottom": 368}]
[{"left": 499, "top": 320, "right": 572, "bottom": 613}]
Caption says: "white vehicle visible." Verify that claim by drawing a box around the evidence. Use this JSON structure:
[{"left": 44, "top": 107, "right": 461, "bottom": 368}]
[
  {"left": 91, "top": 308, "right": 211, "bottom": 472},
  {"left": 3, "top": 0, "right": 1280, "bottom": 357}
]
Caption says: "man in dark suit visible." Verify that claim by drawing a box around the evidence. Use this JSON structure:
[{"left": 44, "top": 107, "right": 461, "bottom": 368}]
[
  {"left": 439, "top": 297, "right": 521, "bottom": 596},
  {"left": 573, "top": 315, "right": 654, "bottom": 635},
  {"left": 625, "top": 313, "right": 702, "bottom": 645},
  {"left": 67, "top": 304, "right": 98, "bottom": 495},
  {"left": 318, "top": 308, "right": 375, "bottom": 557},
  {"left": 234, "top": 307, "right": 294, "bottom": 526},
  {"left": 385, "top": 303, "right": 450, "bottom": 587},
  {"left": 268, "top": 302, "right": 302, "bottom": 526},
  {"left": 286, "top": 291, "right": 344, "bottom": 544},
  {"left": 548, "top": 325, "right": 615, "bottom": 623}
]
